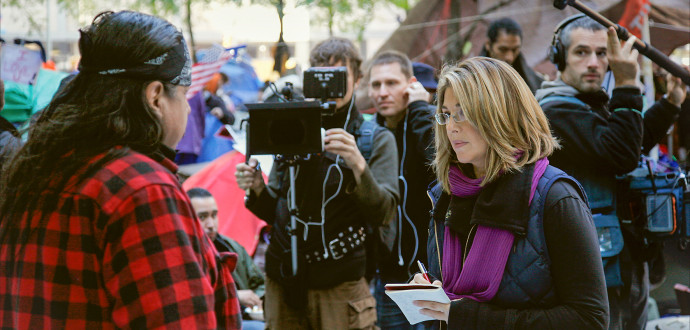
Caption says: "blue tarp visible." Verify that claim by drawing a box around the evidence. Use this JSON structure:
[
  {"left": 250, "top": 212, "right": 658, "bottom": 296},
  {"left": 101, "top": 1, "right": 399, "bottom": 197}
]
[
  {"left": 219, "top": 56, "right": 263, "bottom": 105},
  {"left": 198, "top": 112, "right": 235, "bottom": 162}
]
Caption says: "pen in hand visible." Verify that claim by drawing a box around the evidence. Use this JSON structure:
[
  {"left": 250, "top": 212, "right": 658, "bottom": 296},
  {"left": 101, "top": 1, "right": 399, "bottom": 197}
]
[{"left": 417, "top": 260, "right": 432, "bottom": 284}]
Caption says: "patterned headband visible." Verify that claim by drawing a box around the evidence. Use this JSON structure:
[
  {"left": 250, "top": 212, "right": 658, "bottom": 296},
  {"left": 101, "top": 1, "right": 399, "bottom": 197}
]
[{"left": 78, "top": 39, "right": 192, "bottom": 86}]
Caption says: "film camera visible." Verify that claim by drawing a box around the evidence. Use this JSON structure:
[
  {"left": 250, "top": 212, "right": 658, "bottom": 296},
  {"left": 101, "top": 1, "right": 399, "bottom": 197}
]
[
  {"left": 242, "top": 67, "right": 349, "bottom": 277},
  {"left": 245, "top": 66, "right": 348, "bottom": 157}
]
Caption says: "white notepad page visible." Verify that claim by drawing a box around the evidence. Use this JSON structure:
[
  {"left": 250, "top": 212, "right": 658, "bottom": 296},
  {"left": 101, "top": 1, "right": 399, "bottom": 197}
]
[{"left": 384, "top": 284, "right": 451, "bottom": 325}]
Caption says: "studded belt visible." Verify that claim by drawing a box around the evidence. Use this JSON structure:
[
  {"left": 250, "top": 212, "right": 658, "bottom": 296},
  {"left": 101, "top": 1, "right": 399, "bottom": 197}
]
[{"left": 304, "top": 226, "right": 366, "bottom": 263}]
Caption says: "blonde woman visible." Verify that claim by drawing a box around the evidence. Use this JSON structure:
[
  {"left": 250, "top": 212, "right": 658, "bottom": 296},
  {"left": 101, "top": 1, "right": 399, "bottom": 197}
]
[{"left": 410, "top": 57, "right": 608, "bottom": 329}]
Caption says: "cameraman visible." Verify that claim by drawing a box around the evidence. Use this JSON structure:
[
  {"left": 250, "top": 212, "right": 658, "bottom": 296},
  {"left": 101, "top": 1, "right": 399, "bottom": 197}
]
[{"left": 235, "top": 37, "right": 399, "bottom": 329}]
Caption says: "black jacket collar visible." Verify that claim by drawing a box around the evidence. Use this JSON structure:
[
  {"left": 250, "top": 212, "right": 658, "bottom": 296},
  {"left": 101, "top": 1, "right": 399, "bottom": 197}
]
[
  {"left": 432, "top": 163, "right": 536, "bottom": 236},
  {"left": 322, "top": 100, "right": 361, "bottom": 132}
]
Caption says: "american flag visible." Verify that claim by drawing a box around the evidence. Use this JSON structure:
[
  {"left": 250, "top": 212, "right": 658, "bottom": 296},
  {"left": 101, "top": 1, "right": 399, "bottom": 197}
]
[{"left": 186, "top": 45, "right": 235, "bottom": 100}]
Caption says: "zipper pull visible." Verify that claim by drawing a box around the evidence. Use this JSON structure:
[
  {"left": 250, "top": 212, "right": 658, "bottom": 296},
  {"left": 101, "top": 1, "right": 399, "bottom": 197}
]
[{"left": 512, "top": 231, "right": 525, "bottom": 253}]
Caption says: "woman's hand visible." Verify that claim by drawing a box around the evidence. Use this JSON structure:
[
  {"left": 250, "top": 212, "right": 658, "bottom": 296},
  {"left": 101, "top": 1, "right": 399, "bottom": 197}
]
[
  {"left": 410, "top": 273, "right": 450, "bottom": 322},
  {"left": 410, "top": 272, "right": 435, "bottom": 285},
  {"left": 415, "top": 300, "right": 450, "bottom": 322}
]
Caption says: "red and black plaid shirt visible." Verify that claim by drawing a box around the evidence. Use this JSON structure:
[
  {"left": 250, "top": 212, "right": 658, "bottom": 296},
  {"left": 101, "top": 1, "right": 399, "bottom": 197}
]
[{"left": 0, "top": 148, "right": 242, "bottom": 329}]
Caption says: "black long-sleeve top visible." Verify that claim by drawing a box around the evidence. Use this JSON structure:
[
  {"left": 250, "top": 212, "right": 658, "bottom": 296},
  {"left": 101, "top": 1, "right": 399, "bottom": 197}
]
[
  {"left": 538, "top": 85, "right": 681, "bottom": 177},
  {"left": 429, "top": 181, "right": 608, "bottom": 329},
  {"left": 641, "top": 98, "right": 681, "bottom": 153},
  {"left": 540, "top": 87, "right": 645, "bottom": 176},
  {"left": 375, "top": 100, "right": 436, "bottom": 281},
  {"left": 537, "top": 83, "right": 680, "bottom": 213},
  {"left": 441, "top": 181, "right": 608, "bottom": 329}
]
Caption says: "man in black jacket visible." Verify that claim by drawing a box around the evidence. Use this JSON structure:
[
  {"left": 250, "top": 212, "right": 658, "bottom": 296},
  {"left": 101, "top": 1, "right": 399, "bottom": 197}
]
[
  {"left": 480, "top": 18, "right": 544, "bottom": 94},
  {"left": 235, "top": 37, "right": 399, "bottom": 329},
  {"left": 536, "top": 15, "right": 687, "bottom": 329},
  {"left": 367, "top": 50, "right": 436, "bottom": 329}
]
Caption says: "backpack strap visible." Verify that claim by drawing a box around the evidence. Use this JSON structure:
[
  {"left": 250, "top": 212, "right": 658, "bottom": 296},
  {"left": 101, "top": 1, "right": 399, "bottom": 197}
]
[
  {"left": 538, "top": 95, "right": 588, "bottom": 108},
  {"left": 356, "top": 119, "right": 385, "bottom": 161}
]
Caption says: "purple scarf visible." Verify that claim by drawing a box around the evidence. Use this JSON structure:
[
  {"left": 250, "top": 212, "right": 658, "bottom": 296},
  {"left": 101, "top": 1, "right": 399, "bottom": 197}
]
[{"left": 442, "top": 158, "right": 549, "bottom": 301}]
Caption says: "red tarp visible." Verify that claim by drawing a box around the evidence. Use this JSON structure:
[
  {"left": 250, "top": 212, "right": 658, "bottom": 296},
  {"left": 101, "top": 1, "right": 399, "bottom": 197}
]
[{"left": 182, "top": 150, "right": 268, "bottom": 255}]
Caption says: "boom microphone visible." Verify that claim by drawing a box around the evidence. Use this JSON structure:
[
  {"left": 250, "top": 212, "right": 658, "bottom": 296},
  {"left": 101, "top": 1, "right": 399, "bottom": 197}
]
[{"left": 554, "top": 0, "right": 690, "bottom": 85}]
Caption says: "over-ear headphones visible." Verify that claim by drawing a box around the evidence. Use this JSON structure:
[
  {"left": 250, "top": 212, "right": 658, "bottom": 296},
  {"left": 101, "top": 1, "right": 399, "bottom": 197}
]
[{"left": 549, "top": 13, "right": 587, "bottom": 71}]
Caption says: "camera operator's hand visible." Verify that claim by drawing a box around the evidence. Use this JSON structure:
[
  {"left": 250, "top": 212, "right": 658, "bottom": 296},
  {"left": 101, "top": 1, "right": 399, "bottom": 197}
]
[
  {"left": 324, "top": 128, "right": 366, "bottom": 183},
  {"left": 406, "top": 80, "right": 431, "bottom": 106},
  {"left": 607, "top": 27, "right": 639, "bottom": 88},
  {"left": 665, "top": 66, "right": 689, "bottom": 108},
  {"left": 235, "top": 158, "right": 265, "bottom": 196}
]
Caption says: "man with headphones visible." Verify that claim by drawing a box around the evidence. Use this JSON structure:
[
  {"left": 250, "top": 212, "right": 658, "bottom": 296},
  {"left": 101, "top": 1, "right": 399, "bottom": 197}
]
[
  {"left": 366, "top": 50, "right": 436, "bottom": 329},
  {"left": 235, "top": 37, "right": 399, "bottom": 329},
  {"left": 535, "top": 15, "right": 687, "bottom": 329}
]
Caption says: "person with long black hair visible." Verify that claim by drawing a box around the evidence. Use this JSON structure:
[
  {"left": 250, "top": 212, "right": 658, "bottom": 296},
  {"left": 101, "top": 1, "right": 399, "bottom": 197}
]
[{"left": 0, "top": 11, "right": 241, "bottom": 329}]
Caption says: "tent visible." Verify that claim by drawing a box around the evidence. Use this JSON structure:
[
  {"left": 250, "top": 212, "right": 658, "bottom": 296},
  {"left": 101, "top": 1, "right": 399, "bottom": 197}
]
[
  {"left": 182, "top": 150, "right": 268, "bottom": 255},
  {"left": 2, "top": 68, "right": 69, "bottom": 124},
  {"left": 219, "top": 55, "right": 264, "bottom": 105},
  {"left": 377, "top": 0, "right": 690, "bottom": 77}
]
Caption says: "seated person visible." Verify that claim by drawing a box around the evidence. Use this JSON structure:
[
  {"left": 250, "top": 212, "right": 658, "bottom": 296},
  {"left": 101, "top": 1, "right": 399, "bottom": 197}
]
[{"left": 187, "top": 187, "right": 266, "bottom": 329}]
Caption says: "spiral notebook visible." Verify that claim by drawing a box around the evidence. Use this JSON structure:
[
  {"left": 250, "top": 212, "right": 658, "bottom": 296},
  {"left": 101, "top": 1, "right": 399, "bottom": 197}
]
[{"left": 384, "top": 283, "right": 451, "bottom": 325}]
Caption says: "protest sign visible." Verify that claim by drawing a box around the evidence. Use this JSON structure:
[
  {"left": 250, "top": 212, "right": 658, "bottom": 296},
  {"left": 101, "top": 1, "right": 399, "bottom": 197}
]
[{"left": 1, "top": 44, "right": 43, "bottom": 85}]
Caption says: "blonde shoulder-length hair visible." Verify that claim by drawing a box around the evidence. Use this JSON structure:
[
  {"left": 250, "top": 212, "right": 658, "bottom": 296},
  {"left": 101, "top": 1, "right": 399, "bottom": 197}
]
[{"left": 433, "top": 57, "right": 559, "bottom": 193}]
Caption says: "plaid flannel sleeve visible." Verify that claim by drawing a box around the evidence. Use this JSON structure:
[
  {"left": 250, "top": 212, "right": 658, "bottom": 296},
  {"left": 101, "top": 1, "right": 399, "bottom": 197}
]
[{"left": 101, "top": 183, "right": 241, "bottom": 329}]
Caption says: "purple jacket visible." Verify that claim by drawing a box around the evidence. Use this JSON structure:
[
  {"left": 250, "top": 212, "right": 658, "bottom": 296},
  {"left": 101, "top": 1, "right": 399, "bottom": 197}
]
[{"left": 176, "top": 92, "right": 205, "bottom": 155}]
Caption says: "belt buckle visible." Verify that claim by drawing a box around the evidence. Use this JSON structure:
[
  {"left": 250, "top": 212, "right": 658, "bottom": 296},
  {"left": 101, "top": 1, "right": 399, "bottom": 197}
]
[{"left": 328, "top": 238, "right": 345, "bottom": 260}]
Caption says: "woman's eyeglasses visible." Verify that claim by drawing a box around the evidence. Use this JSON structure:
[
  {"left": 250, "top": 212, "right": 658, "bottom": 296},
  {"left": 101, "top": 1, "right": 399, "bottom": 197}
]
[{"left": 434, "top": 110, "right": 467, "bottom": 125}]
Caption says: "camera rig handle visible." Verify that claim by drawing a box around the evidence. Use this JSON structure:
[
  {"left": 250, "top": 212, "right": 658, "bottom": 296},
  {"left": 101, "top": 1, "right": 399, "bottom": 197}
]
[{"left": 320, "top": 100, "right": 338, "bottom": 113}]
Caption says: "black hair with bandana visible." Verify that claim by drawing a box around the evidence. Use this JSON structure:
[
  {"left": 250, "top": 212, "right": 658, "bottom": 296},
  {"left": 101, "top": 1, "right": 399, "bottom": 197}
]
[
  {"left": 0, "top": 11, "right": 190, "bottom": 238},
  {"left": 78, "top": 12, "right": 191, "bottom": 86}
]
